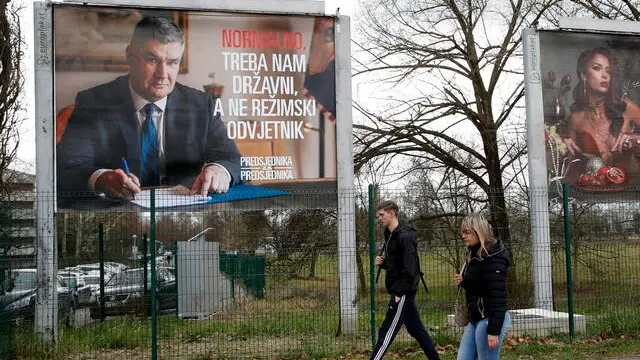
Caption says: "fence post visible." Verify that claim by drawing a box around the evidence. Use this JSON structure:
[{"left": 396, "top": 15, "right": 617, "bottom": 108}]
[
  {"left": 150, "top": 188, "right": 158, "bottom": 360},
  {"left": 173, "top": 241, "right": 178, "bottom": 317},
  {"left": 368, "top": 184, "right": 377, "bottom": 348},
  {"left": 143, "top": 233, "right": 148, "bottom": 302},
  {"left": 98, "top": 224, "right": 105, "bottom": 322},
  {"left": 562, "top": 183, "right": 575, "bottom": 340}
]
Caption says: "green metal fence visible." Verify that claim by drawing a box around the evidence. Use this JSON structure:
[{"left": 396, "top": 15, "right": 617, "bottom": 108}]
[
  {"left": 1, "top": 185, "right": 640, "bottom": 359},
  {"left": 219, "top": 252, "right": 266, "bottom": 299}
]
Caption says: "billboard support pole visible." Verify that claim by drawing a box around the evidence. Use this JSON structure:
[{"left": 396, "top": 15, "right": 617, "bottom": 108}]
[
  {"left": 522, "top": 28, "right": 554, "bottom": 310},
  {"left": 335, "top": 14, "right": 358, "bottom": 335},
  {"left": 34, "top": 1, "right": 59, "bottom": 344}
]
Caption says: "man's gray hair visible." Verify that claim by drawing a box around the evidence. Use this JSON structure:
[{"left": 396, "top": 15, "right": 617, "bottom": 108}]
[{"left": 130, "top": 16, "right": 184, "bottom": 46}]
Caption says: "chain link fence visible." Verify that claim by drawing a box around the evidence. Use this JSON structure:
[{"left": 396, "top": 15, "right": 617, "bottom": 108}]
[{"left": 1, "top": 185, "right": 639, "bottom": 359}]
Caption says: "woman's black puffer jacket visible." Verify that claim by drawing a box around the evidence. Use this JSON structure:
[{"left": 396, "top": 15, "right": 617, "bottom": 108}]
[{"left": 461, "top": 239, "right": 510, "bottom": 335}]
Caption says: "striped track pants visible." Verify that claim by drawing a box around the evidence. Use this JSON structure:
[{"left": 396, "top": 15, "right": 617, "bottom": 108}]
[{"left": 370, "top": 291, "right": 440, "bottom": 360}]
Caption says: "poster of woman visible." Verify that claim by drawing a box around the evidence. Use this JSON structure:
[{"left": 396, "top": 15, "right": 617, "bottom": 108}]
[{"left": 539, "top": 30, "right": 640, "bottom": 199}]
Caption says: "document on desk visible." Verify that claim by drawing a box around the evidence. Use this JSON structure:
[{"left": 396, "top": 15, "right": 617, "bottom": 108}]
[
  {"left": 131, "top": 186, "right": 210, "bottom": 209},
  {"left": 131, "top": 184, "right": 290, "bottom": 209}
]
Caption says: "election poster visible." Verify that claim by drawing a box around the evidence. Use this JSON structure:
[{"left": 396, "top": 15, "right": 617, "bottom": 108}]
[{"left": 52, "top": 5, "right": 338, "bottom": 211}]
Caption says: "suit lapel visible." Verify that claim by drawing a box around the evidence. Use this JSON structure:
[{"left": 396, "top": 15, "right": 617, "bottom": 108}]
[
  {"left": 164, "top": 86, "right": 189, "bottom": 162},
  {"left": 112, "top": 76, "right": 141, "bottom": 174}
]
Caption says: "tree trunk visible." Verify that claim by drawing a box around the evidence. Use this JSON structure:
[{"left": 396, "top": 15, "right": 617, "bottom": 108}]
[
  {"left": 355, "top": 248, "right": 368, "bottom": 295},
  {"left": 308, "top": 251, "right": 318, "bottom": 278},
  {"left": 61, "top": 213, "right": 68, "bottom": 259},
  {"left": 0, "top": 0, "right": 23, "bottom": 186},
  {"left": 75, "top": 213, "right": 82, "bottom": 257}
]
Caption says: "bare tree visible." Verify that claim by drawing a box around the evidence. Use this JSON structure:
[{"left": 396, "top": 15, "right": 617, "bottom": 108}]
[
  {"left": 401, "top": 158, "right": 482, "bottom": 265},
  {"left": 561, "top": 0, "right": 640, "bottom": 20},
  {"left": 56, "top": 211, "right": 144, "bottom": 263},
  {"left": 352, "top": 0, "right": 565, "bottom": 246},
  {"left": 354, "top": 0, "right": 640, "bottom": 242},
  {"left": 0, "top": 0, "right": 24, "bottom": 194}
]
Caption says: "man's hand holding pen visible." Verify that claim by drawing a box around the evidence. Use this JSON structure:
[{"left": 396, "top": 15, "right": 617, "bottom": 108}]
[
  {"left": 95, "top": 158, "right": 140, "bottom": 200},
  {"left": 96, "top": 169, "right": 141, "bottom": 200}
]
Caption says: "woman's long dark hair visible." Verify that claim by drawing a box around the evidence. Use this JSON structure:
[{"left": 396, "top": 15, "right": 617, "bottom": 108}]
[{"left": 570, "top": 47, "right": 627, "bottom": 136}]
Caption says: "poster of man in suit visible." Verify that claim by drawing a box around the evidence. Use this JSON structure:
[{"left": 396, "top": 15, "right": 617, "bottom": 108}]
[{"left": 53, "top": 5, "right": 338, "bottom": 211}]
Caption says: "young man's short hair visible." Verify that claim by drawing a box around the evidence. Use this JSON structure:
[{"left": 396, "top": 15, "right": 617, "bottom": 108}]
[{"left": 377, "top": 200, "right": 399, "bottom": 216}]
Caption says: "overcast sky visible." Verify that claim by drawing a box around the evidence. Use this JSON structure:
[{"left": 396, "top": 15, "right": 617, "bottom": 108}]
[{"left": 14, "top": 0, "right": 359, "bottom": 174}]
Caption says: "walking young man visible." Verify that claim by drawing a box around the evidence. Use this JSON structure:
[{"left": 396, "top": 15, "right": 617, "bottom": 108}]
[{"left": 371, "top": 200, "right": 440, "bottom": 360}]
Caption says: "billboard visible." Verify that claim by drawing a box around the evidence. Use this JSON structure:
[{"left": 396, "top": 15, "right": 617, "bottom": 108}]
[
  {"left": 539, "top": 30, "right": 640, "bottom": 199},
  {"left": 53, "top": 5, "right": 338, "bottom": 210}
]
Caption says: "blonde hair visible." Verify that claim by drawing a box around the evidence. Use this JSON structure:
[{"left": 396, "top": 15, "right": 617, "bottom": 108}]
[{"left": 460, "top": 213, "right": 493, "bottom": 259}]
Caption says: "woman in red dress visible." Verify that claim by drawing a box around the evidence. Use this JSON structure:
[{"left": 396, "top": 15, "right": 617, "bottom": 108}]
[{"left": 562, "top": 47, "right": 640, "bottom": 185}]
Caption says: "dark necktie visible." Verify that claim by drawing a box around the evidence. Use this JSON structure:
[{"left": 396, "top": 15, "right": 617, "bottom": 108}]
[{"left": 140, "top": 103, "right": 159, "bottom": 186}]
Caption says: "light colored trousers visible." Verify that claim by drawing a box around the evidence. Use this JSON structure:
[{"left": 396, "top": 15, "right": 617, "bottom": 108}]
[{"left": 457, "top": 312, "right": 511, "bottom": 360}]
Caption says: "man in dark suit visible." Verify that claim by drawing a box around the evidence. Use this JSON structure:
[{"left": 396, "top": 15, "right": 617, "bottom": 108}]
[{"left": 57, "top": 16, "right": 241, "bottom": 200}]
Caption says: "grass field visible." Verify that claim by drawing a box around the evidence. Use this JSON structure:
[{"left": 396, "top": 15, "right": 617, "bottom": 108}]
[{"left": 10, "top": 245, "right": 640, "bottom": 359}]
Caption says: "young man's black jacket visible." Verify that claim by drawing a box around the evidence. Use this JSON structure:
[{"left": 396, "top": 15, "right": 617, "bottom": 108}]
[
  {"left": 461, "top": 239, "right": 510, "bottom": 335},
  {"left": 379, "top": 220, "right": 421, "bottom": 297}
]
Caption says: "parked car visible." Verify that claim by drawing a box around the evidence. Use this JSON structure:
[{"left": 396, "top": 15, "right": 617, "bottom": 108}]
[
  {"left": 58, "top": 271, "right": 93, "bottom": 307},
  {"left": 65, "top": 263, "right": 121, "bottom": 277},
  {"left": 89, "top": 267, "right": 176, "bottom": 319},
  {"left": 0, "top": 268, "right": 76, "bottom": 326},
  {"left": 104, "top": 262, "right": 128, "bottom": 273},
  {"left": 150, "top": 252, "right": 174, "bottom": 268},
  {"left": 81, "top": 270, "right": 114, "bottom": 304}
]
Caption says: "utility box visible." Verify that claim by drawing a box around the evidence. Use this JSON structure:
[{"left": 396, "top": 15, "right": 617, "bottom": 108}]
[{"left": 177, "top": 240, "right": 222, "bottom": 319}]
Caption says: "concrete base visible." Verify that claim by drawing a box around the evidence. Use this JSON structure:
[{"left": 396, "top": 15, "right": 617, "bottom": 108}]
[{"left": 446, "top": 308, "right": 586, "bottom": 336}]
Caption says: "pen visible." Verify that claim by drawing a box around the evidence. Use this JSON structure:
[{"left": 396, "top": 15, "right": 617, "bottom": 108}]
[{"left": 121, "top": 157, "right": 135, "bottom": 199}]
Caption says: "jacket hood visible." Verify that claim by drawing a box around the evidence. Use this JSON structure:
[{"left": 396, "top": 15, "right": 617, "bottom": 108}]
[
  {"left": 386, "top": 220, "right": 416, "bottom": 237},
  {"left": 470, "top": 238, "right": 509, "bottom": 264},
  {"left": 487, "top": 238, "right": 507, "bottom": 256}
]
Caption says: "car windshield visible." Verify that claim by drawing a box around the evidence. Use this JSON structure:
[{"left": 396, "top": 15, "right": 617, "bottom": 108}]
[
  {"left": 59, "top": 276, "right": 77, "bottom": 288},
  {"left": 10, "top": 271, "right": 37, "bottom": 291},
  {"left": 107, "top": 270, "right": 143, "bottom": 286},
  {"left": 83, "top": 276, "right": 100, "bottom": 285}
]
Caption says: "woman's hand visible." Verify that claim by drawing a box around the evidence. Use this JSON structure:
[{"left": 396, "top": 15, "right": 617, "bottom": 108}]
[
  {"left": 612, "top": 133, "right": 640, "bottom": 153},
  {"left": 561, "top": 137, "right": 582, "bottom": 156},
  {"left": 454, "top": 273, "right": 463, "bottom": 286},
  {"left": 488, "top": 334, "right": 499, "bottom": 349}
]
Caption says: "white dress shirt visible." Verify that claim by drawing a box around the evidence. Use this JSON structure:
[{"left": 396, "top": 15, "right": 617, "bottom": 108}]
[{"left": 87, "top": 84, "right": 230, "bottom": 190}]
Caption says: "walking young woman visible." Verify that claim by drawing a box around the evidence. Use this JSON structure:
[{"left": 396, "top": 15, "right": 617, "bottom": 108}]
[{"left": 454, "top": 213, "right": 510, "bottom": 360}]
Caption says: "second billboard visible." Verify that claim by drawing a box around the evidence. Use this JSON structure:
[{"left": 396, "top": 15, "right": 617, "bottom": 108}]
[{"left": 539, "top": 30, "right": 640, "bottom": 200}]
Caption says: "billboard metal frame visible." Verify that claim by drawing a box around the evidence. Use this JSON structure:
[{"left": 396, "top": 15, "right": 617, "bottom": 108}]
[
  {"left": 54, "top": 0, "right": 326, "bottom": 15},
  {"left": 34, "top": 0, "right": 358, "bottom": 342},
  {"left": 34, "top": 0, "right": 58, "bottom": 343},
  {"left": 523, "top": 27, "right": 554, "bottom": 311},
  {"left": 559, "top": 17, "right": 640, "bottom": 34},
  {"left": 524, "top": 17, "right": 640, "bottom": 311}
]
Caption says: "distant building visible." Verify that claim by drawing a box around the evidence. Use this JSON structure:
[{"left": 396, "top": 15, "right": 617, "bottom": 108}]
[{"left": 0, "top": 170, "right": 36, "bottom": 267}]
